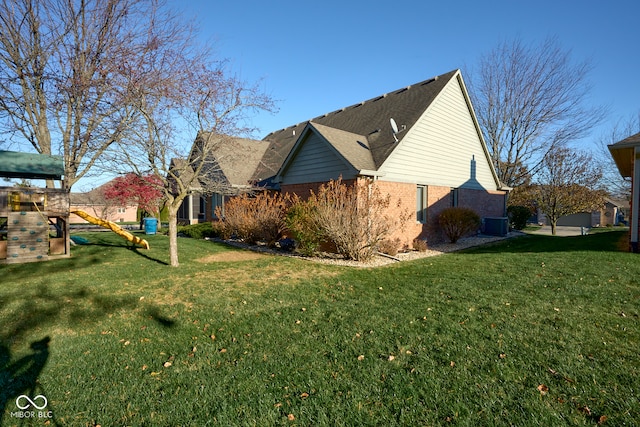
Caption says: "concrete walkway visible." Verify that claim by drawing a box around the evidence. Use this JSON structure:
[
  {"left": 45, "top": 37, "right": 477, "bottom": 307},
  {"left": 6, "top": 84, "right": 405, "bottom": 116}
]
[{"left": 528, "top": 226, "right": 589, "bottom": 236}]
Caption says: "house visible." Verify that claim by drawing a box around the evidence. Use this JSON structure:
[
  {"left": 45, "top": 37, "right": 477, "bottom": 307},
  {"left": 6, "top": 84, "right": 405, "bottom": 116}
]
[
  {"left": 181, "top": 69, "right": 510, "bottom": 246},
  {"left": 534, "top": 198, "right": 628, "bottom": 228},
  {"left": 176, "top": 135, "right": 272, "bottom": 224},
  {"left": 70, "top": 183, "right": 138, "bottom": 224},
  {"left": 608, "top": 131, "right": 640, "bottom": 251},
  {"left": 270, "top": 69, "right": 509, "bottom": 245}
]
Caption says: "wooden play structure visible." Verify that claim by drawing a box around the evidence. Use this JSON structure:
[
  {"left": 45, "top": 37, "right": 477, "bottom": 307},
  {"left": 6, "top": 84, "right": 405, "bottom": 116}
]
[
  {"left": 0, "top": 151, "right": 149, "bottom": 264},
  {"left": 0, "top": 187, "right": 71, "bottom": 263},
  {"left": 0, "top": 150, "right": 71, "bottom": 264},
  {"left": 0, "top": 150, "right": 150, "bottom": 264}
]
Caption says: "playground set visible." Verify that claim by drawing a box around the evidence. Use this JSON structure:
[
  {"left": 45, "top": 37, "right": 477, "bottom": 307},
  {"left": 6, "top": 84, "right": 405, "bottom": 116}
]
[{"left": 0, "top": 150, "right": 149, "bottom": 264}]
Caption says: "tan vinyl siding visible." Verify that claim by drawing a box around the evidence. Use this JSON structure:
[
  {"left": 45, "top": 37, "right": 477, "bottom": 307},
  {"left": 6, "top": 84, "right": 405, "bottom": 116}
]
[
  {"left": 379, "top": 76, "right": 497, "bottom": 190},
  {"left": 280, "top": 132, "right": 356, "bottom": 185}
]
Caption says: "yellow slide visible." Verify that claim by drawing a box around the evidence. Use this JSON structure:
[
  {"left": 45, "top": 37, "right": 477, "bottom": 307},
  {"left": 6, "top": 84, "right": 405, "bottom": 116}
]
[{"left": 71, "top": 209, "right": 150, "bottom": 250}]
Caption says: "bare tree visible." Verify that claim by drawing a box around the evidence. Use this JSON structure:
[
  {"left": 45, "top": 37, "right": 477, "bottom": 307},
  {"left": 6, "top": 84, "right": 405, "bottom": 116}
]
[
  {"left": 598, "top": 111, "right": 640, "bottom": 199},
  {"left": 0, "top": 0, "right": 165, "bottom": 190},
  {"left": 108, "top": 13, "right": 276, "bottom": 266},
  {"left": 533, "top": 146, "right": 605, "bottom": 235},
  {"left": 467, "top": 37, "right": 607, "bottom": 187}
]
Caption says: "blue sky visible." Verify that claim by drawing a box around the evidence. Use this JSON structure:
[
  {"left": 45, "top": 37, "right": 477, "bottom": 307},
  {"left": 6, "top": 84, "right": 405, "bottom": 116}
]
[{"left": 173, "top": 0, "right": 638, "bottom": 144}]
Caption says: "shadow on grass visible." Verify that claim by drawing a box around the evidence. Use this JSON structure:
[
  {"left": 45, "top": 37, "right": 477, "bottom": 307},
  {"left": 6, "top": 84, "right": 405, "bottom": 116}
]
[
  {"left": 0, "top": 282, "right": 141, "bottom": 345},
  {"left": 74, "top": 233, "right": 169, "bottom": 266},
  {"left": 466, "top": 230, "right": 629, "bottom": 254},
  {"left": 144, "top": 306, "right": 177, "bottom": 328},
  {"left": 0, "top": 279, "right": 176, "bottom": 425},
  {"left": 0, "top": 337, "right": 62, "bottom": 427},
  {"left": 128, "top": 246, "right": 169, "bottom": 266}
]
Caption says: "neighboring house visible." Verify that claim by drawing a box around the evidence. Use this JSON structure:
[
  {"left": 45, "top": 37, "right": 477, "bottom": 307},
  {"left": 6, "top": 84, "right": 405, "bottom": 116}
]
[
  {"left": 608, "top": 131, "right": 640, "bottom": 251},
  {"left": 176, "top": 136, "right": 272, "bottom": 224},
  {"left": 70, "top": 184, "right": 137, "bottom": 224},
  {"left": 591, "top": 198, "right": 628, "bottom": 227},
  {"left": 536, "top": 197, "right": 628, "bottom": 228},
  {"left": 180, "top": 69, "right": 510, "bottom": 246}
]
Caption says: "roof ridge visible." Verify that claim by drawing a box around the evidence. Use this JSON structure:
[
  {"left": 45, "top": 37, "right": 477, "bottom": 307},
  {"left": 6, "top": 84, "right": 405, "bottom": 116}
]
[{"left": 262, "top": 69, "right": 459, "bottom": 140}]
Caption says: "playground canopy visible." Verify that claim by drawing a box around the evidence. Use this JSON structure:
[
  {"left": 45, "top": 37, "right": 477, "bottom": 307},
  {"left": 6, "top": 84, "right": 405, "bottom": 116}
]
[{"left": 0, "top": 150, "right": 65, "bottom": 180}]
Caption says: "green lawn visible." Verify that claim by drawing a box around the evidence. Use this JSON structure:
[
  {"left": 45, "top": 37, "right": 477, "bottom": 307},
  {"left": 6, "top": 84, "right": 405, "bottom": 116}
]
[{"left": 1, "top": 230, "right": 638, "bottom": 426}]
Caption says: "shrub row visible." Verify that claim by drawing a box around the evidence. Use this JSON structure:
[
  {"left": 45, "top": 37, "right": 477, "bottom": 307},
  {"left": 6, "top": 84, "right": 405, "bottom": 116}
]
[
  {"left": 178, "top": 222, "right": 217, "bottom": 240},
  {"left": 214, "top": 178, "right": 411, "bottom": 262},
  {"left": 182, "top": 183, "right": 485, "bottom": 259}
]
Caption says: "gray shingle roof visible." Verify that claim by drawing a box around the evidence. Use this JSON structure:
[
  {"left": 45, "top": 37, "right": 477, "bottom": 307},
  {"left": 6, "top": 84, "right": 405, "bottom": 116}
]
[
  {"left": 610, "top": 131, "right": 640, "bottom": 147},
  {"left": 608, "top": 131, "right": 640, "bottom": 177},
  {"left": 307, "top": 122, "right": 376, "bottom": 171},
  {"left": 254, "top": 69, "right": 458, "bottom": 180},
  {"left": 192, "top": 133, "right": 271, "bottom": 188},
  {"left": 204, "top": 134, "right": 270, "bottom": 186}
]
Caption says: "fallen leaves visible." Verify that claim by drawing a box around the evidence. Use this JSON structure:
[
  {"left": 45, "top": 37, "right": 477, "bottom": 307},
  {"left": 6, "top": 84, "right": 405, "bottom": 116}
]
[
  {"left": 547, "top": 367, "right": 575, "bottom": 383},
  {"left": 537, "top": 384, "right": 549, "bottom": 395},
  {"left": 163, "top": 355, "right": 175, "bottom": 368}
]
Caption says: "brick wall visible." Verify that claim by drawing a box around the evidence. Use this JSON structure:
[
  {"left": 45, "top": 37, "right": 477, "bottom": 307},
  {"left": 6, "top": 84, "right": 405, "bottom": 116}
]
[
  {"left": 279, "top": 179, "right": 508, "bottom": 250},
  {"left": 374, "top": 180, "right": 422, "bottom": 249},
  {"left": 426, "top": 185, "right": 455, "bottom": 244},
  {"left": 458, "top": 188, "right": 507, "bottom": 218}
]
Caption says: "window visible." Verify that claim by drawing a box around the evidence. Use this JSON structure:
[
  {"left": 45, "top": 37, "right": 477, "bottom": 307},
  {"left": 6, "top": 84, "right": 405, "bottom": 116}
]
[
  {"left": 117, "top": 207, "right": 126, "bottom": 214},
  {"left": 416, "top": 185, "right": 427, "bottom": 223},
  {"left": 211, "top": 193, "right": 224, "bottom": 219},
  {"left": 198, "top": 196, "right": 206, "bottom": 220}
]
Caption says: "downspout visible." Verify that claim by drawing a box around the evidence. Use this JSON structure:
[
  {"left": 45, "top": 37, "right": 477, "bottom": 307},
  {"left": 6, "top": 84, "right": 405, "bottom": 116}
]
[{"left": 499, "top": 184, "right": 512, "bottom": 217}]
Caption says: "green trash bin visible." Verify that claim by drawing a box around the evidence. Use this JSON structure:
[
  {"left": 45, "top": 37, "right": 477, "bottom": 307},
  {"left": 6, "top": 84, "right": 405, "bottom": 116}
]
[{"left": 144, "top": 217, "right": 158, "bottom": 235}]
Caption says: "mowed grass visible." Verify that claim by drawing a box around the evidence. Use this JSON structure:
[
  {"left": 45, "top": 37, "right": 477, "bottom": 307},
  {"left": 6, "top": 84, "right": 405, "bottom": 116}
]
[{"left": 1, "top": 230, "right": 638, "bottom": 426}]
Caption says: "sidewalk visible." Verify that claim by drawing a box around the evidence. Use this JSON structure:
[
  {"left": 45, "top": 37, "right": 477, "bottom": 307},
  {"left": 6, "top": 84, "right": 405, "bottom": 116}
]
[{"left": 528, "top": 226, "right": 588, "bottom": 236}]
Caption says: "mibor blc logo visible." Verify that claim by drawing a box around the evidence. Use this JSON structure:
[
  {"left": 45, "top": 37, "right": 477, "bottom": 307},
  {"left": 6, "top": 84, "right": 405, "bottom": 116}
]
[{"left": 11, "top": 395, "right": 53, "bottom": 419}]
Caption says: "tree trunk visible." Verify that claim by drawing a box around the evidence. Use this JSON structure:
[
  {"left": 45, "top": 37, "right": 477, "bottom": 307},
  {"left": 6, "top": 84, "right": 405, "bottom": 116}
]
[
  {"left": 168, "top": 205, "right": 180, "bottom": 267},
  {"left": 550, "top": 220, "right": 557, "bottom": 235}
]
